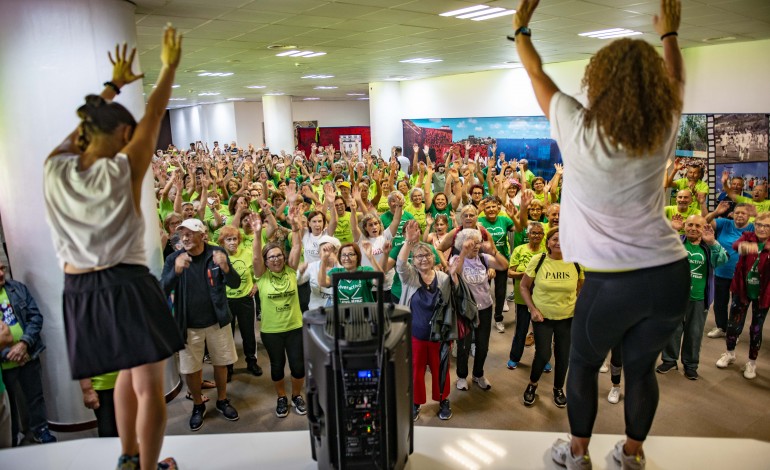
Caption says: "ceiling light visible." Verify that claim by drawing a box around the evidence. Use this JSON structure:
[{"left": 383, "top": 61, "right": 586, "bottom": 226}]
[
  {"left": 440, "top": 5, "right": 489, "bottom": 17},
  {"left": 357, "top": 97, "right": 369, "bottom": 100},
  {"left": 197, "top": 72, "right": 234, "bottom": 77},
  {"left": 347, "top": 93, "right": 366, "bottom": 96},
  {"left": 168, "top": 98, "right": 187, "bottom": 101},
  {"left": 245, "top": 85, "right": 266, "bottom": 89},
  {"left": 291, "top": 51, "right": 316, "bottom": 57},
  {"left": 302, "top": 74, "right": 335, "bottom": 79},
  {"left": 314, "top": 86, "right": 338, "bottom": 90},
  {"left": 198, "top": 92, "right": 220, "bottom": 96},
  {"left": 304, "top": 52, "right": 327, "bottom": 58},
  {"left": 457, "top": 7, "right": 504, "bottom": 19},
  {"left": 579, "top": 28, "right": 642, "bottom": 39},
  {"left": 303, "top": 97, "right": 320, "bottom": 100},
  {"left": 172, "top": 84, "right": 180, "bottom": 88},
  {"left": 276, "top": 50, "right": 326, "bottom": 58},
  {"left": 384, "top": 76, "right": 410, "bottom": 81},
  {"left": 227, "top": 98, "right": 245, "bottom": 101},
  {"left": 276, "top": 50, "right": 301, "bottom": 57},
  {"left": 400, "top": 58, "right": 443, "bottom": 64},
  {"left": 471, "top": 9, "right": 516, "bottom": 21},
  {"left": 265, "top": 92, "right": 285, "bottom": 96}
]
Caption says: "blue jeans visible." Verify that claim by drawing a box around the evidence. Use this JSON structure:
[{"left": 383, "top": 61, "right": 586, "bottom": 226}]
[
  {"left": 662, "top": 299, "right": 707, "bottom": 370},
  {"left": 3, "top": 358, "right": 50, "bottom": 442}
]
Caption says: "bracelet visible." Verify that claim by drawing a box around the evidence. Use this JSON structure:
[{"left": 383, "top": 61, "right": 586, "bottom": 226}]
[
  {"left": 660, "top": 31, "right": 678, "bottom": 41},
  {"left": 103, "top": 81, "right": 121, "bottom": 94}
]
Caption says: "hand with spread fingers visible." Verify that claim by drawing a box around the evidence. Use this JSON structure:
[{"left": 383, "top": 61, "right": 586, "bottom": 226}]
[{"left": 109, "top": 43, "right": 144, "bottom": 88}]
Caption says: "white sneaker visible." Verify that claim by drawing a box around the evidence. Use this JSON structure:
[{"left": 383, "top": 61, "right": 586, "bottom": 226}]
[
  {"left": 502, "top": 302, "right": 510, "bottom": 312},
  {"left": 743, "top": 361, "right": 757, "bottom": 379},
  {"left": 473, "top": 376, "right": 492, "bottom": 390},
  {"left": 607, "top": 386, "right": 621, "bottom": 404},
  {"left": 599, "top": 361, "right": 609, "bottom": 373},
  {"left": 495, "top": 321, "right": 505, "bottom": 333},
  {"left": 551, "top": 438, "right": 592, "bottom": 469},
  {"left": 611, "top": 440, "right": 646, "bottom": 470},
  {"left": 707, "top": 327, "right": 726, "bottom": 338},
  {"left": 456, "top": 378, "right": 469, "bottom": 391},
  {"left": 716, "top": 352, "right": 736, "bottom": 368}
]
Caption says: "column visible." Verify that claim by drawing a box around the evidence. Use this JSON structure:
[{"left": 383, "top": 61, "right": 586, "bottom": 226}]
[
  {"left": 369, "top": 82, "right": 404, "bottom": 160},
  {"left": 0, "top": 0, "right": 179, "bottom": 427},
  {"left": 262, "top": 94, "right": 295, "bottom": 153}
]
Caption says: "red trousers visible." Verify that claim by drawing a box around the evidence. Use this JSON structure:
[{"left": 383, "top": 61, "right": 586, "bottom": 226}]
[{"left": 412, "top": 337, "right": 451, "bottom": 404}]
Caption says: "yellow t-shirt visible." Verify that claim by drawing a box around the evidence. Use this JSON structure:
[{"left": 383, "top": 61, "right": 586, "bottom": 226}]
[
  {"left": 509, "top": 243, "right": 546, "bottom": 305},
  {"left": 525, "top": 254, "right": 584, "bottom": 321},
  {"left": 332, "top": 211, "right": 353, "bottom": 244}
]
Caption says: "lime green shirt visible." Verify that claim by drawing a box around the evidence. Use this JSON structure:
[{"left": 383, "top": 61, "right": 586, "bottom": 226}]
[
  {"left": 333, "top": 211, "right": 354, "bottom": 244},
  {"left": 256, "top": 267, "right": 303, "bottom": 333},
  {"left": 735, "top": 196, "right": 770, "bottom": 213},
  {"left": 0, "top": 288, "right": 23, "bottom": 371},
  {"left": 226, "top": 246, "right": 255, "bottom": 299},
  {"left": 525, "top": 255, "right": 584, "bottom": 321},
  {"left": 509, "top": 243, "right": 545, "bottom": 305},
  {"left": 91, "top": 371, "right": 119, "bottom": 391}
]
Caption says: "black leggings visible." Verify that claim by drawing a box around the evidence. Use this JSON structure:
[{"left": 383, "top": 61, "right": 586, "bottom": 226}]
[
  {"left": 530, "top": 317, "right": 572, "bottom": 389},
  {"left": 610, "top": 344, "right": 623, "bottom": 386},
  {"left": 712, "top": 276, "right": 732, "bottom": 331},
  {"left": 456, "top": 306, "right": 493, "bottom": 378},
  {"left": 566, "top": 259, "right": 689, "bottom": 442},
  {"left": 260, "top": 327, "right": 305, "bottom": 382},
  {"left": 492, "top": 269, "right": 508, "bottom": 323},
  {"left": 228, "top": 296, "right": 257, "bottom": 360}
]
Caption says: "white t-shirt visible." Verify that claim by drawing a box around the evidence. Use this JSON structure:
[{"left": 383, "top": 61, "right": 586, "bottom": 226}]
[
  {"left": 301, "top": 230, "right": 325, "bottom": 266},
  {"left": 358, "top": 231, "right": 394, "bottom": 290},
  {"left": 397, "top": 155, "right": 411, "bottom": 175},
  {"left": 549, "top": 92, "right": 686, "bottom": 270},
  {"left": 297, "top": 260, "right": 335, "bottom": 310}
]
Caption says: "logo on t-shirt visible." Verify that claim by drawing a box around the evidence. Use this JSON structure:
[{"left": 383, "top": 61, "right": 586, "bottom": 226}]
[{"left": 1, "top": 299, "right": 17, "bottom": 327}]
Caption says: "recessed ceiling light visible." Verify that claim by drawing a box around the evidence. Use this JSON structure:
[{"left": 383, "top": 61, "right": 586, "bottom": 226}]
[
  {"left": 198, "top": 92, "right": 220, "bottom": 96},
  {"left": 384, "top": 76, "right": 410, "bottom": 81},
  {"left": 302, "top": 74, "right": 335, "bottom": 79},
  {"left": 357, "top": 97, "right": 369, "bottom": 100},
  {"left": 439, "top": 5, "right": 489, "bottom": 17},
  {"left": 579, "top": 28, "right": 642, "bottom": 39},
  {"left": 304, "top": 52, "right": 327, "bottom": 58},
  {"left": 245, "top": 85, "right": 266, "bottom": 89},
  {"left": 198, "top": 72, "right": 234, "bottom": 77},
  {"left": 276, "top": 50, "right": 326, "bottom": 58},
  {"left": 227, "top": 98, "right": 245, "bottom": 101},
  {"left": 471, "top": 9, "right": 516, "bottom": 21},
  {"left": 172, "top": 84, "right": 180, "bottom": 88},
  {"left": 265, "top": 92, "right": 286, "bottom": 96},
  {"left": 168, "top": 98, "right": 187, "bottom": 101},
  {"left": 457, "top": 7, "right": 504, "bottom": 19},
  {"left": 400, "top": 58, "right": 443, "bottom": 64},
  {"left": 303, "top": 97, "right": 320, "bottom": 100},
  {"left": 347, "top": 93, "right": 366, "bottom": 96},
  {"left": 276, "top": 50, "right": 300, "bottom": 57},
  {"left": 314, "top": 86, "right": 338, "bottom": 90}
]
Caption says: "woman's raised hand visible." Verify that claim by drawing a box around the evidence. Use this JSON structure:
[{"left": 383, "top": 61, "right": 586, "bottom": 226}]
[
  {"left": 161, "top": 24, "right": 183, "bottom": 69},
  {"left": 108, "top": 44, "right": 144, "bottom": 88}
]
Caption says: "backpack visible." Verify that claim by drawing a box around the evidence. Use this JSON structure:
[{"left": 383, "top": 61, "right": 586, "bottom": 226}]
[{"left": 529, "top": 253, "right": 582, "bottom": 293}]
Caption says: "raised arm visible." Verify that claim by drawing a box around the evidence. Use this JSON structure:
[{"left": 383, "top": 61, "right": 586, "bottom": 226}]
[
  {"left": 512, "top": 0, "right": 560, "bottom": 119},
  {"left": 252, "top": 218, "right": 265, "bottom": 278},
  {"left": 287, "top": 206, "right": 303, "bottom": 270},
  {"left": 654, "top": 0, "right": 685, "bottom": 97}
]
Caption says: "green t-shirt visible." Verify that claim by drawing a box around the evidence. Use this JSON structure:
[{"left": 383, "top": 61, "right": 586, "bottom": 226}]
[
  {"left": 480, "top": 215, "right": 515, "bottom": 258},
  {"left": 256, "top": 267, "right": 303, "bottom": 333},
  {"left": 327, "top": 266, "right": 376, "bottom": 304},
  {"left": 158, "top": 198, "right": 174, "bottom": 222},
  {"left": 91, "top": 371, "right": 120, "bottom": 391},
  {"left": 664, "top": 206, "right": 701, "bottom": 234},
  {"left": 685, "top": 240, "right": 707, "bottom": 301},
  {"left": 404, "top": 201, "right": 427, "bottom": 232},
  {"left": 735, "top": 196, "right": 770, "bottom": 213},
  {"left": 388, "top": 244, "right": 441, "bottom": 300},
  {"left": 747, "top": 243, "right": 763, "bottom": 300},
  {"left": 509, "top": 243, "right": 546, "bottom": 304},
  {"left": 0, "top": 287, "right": 23, "bottom": 371},
  {"left": 673, "top": 178, "right": 709, "bottom": 210},
  {"left": 380, "top": 210, "right": 414, "bottom": 249},
  {"left": 428, "top": 204, "right": 454, "bottom": 230},
  {"left": 333, "top": 211, "right": 354, "bottom": 244},
  {"left": 226, "top": 246, "right": 255, "bottom": 299}
]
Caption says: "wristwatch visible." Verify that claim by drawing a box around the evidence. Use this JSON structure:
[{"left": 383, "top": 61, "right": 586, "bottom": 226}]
[{"left": 507, "top": 26, "right": 532, "bottom": 41}]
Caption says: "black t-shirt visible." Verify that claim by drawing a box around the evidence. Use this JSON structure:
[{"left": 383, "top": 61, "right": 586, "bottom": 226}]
[{"left": 185, "top": 250, "right": 218, "bottom": 329}]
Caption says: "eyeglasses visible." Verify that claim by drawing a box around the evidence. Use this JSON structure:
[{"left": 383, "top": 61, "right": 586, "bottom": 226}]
[
  {"left": 413, "top": 254, "right": 431, "bottom": 261},
  {"left": 756, "top": 223, "right": 770, "bottom": 230},
  {"left": 340, "top": 253, "right": 356, "bottom": 259},
  {"left": 266, "top": 254, "right": 285, "bottom": 261},
  {"left": 529, "top": 232, "right": 545, "bottom": 236}
]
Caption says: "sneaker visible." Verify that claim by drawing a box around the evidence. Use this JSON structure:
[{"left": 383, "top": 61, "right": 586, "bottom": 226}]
[
  {"left": 117, "top": 454, "right": 140, "bottom": 470},
  {"left": 438, "top": 399, "right": 453, "bottom": 420},
  {"left": 608, "top": 386, "right": 621, "bottom": 404},
  {"left": 523, "top": 383, "right": 537, "bottom": 406},
  {"left": 743, "top": 361, "right": 757, "bottom": 379},
  {"left": 216, "top": 398, "right": 239, "bottom": 421},
  {"left": 246, "top": 359, "right": 263, "bottom": 377},
  {"left": 544, "top": 362, "right": 552, "bottom": 373},
  {"left": 276, "top": 396, "right": 290, "bottom": 418},
  {"left": 470, "top": 343, "right": 476, "bottom": 357},
  {"left": 189, "top": 403, "right": 206, "bottom": 431},
  {"left": 707, "top": 327, "right": 726, "bottom": 338},
  {"left": 507, "top": 360, "right": 518, "bottom": 370},
  {"left": 503, "top": 302, "right": 510, "bottom": 312},
  {"left": 456, "top": 378, "right": 469, "bottom": 391},
  {"left": 413, "top": 403, "right": 421, "bottom": 421},
  {"left": 506, "top": 292, "right": 515, "bottom": 302},
  {"left": 473, "top": 375, "right": 492, "bottom": 390},
  {"left": 157, "top": 457, "right": 179, "bottom": 470},
  {"left": 612, "top": 440, "right": 646, "bottom": 470},
  {"left": 495, "top": 321, "right": 505, "bottom": 333},
  {"left": 655, "top": 362, "right": 678, "bottom": 374},
  {"left": 291, "top": 395, "right": 308, "bottom": 415},
  {"left": 553, "top": 388, "right": 567, "bottom": 408},
  {"left": 599, "top": 361, "right": 609, "bottom": 373},
  {"left": 551, "top": 438, "right": 592, "bottom": 469},
  {"left": 716, "top": 351, "right": 736, "bottom": 368},
  {"left": 525, "top": 332, "right": 535, "bottom": 347},
  {"left": 33, "top": 426, "right": 57, "bottom": 444},
  {"left": 684, "top": 368, "right": 699, "bottom": 380}
]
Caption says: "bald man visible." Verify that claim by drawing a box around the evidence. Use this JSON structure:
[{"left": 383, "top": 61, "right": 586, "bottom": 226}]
[{"left": 657, "top": 215, "right": 727, "bottom": 379}]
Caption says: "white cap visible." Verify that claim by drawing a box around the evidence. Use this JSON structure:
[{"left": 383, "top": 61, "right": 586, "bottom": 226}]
[{"left": 178, "top": 218, "right": 206, "bottom": 233}]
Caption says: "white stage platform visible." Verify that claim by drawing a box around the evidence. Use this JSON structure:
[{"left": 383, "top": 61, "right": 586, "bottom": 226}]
[{"left": 2, "top": 427, "right": 769, "bottom": 469}]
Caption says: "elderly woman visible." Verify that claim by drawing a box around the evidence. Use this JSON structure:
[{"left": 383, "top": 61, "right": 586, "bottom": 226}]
[
  {"left": 436, "top": 204, "right": 492, "bottom": 255},
  {"left": 162, "top": 212, "right": 183, "bottom": 259},
  {"left": 450, "top": 229, "right": 509, "bottom": 391},
  {"left": 319, "top": 242, "right": 383, "bottom": 304},
  {"left": 217, "top": 226, "right": 261, "bottom": 378},
  {"left": 297, "top": 236, "right": 341, "bottom": 309},
  {"left": 252, "top": 207, "right": 305, "bottom": 419},
  {"left": 398, "top": 220, "right": 454, "bottom": 421},
  {"left": 515, "top": 0, "right": 688, "bottom": 465},
  {"left": 519, "top": 228, "right": 583, "bottom": 409},
  {"left": 352, "top": 194, "right": 400, "bottom": 300}
]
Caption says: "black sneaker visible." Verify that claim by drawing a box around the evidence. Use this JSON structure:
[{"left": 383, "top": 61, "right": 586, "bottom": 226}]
[
  {"left": 291, "top": 395, "right": 308, "bottom": 415},
  {"left": 33, "top": 426, "right": 57, "bottom": 443},
  {"left": 413, "top": 404, "right": 421, "bottom": 422},
  {"left": 276, "top": 396, "right": 289, "bottom": 418},
  {"left": 216, "top": 398, "right": 239, "bottom": 421},
  {"left": 226, "top": 364, "right": 233, "bottom": 383},
  {"left": 438, "top": 399, "right": 452, "bottom": 420},
  {"left": 655, "top": 362, "right": 678, "bottom": 374},
  {"left": 190, "top": 403, "right": 206, "bottom": 431},
  {"left": 246, "top": 358, "right": 263, "bottom": 376},
  {"left": 553, "top": 388, "right": 567, "bottom": 408},
  {"left": 523, "top": 383, "right": 537, "bottom": 406},
  {"left": 684, "top": 368, "right": 699, "bottom": 380}
]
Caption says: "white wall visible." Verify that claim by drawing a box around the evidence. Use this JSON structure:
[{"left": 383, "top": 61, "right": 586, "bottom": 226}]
[
  {"left": 292, "top": 100, "right": 370, "bottom": 127},
  {"left": 170, "top": 101, "right": 237, "bottom": 148},
  {"left": 233, "top": 101, "right": 264, "bottom": 148}
]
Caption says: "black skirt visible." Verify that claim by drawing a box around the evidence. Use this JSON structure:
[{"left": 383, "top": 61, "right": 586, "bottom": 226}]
[{"left": 63, "top": 264, "right": 184, "bottom": 379}]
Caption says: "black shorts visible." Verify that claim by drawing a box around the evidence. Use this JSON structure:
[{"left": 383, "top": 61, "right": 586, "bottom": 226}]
[{"left": 63, "top": 264, "right": 184, "bottom": 379}]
